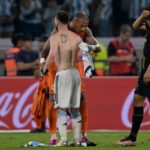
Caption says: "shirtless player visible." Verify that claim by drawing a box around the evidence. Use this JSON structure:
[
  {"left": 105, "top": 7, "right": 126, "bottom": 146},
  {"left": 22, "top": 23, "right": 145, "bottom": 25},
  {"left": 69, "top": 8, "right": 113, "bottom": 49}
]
[
  {"left": 40, "top": 11, "right": 100, "bottom": 146},
  {"left": 40, "top": 11, "right": 87, "bottom": 146}
]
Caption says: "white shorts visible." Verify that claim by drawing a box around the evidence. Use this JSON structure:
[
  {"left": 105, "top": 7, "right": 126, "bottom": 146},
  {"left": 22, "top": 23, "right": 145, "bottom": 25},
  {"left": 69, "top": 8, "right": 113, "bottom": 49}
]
[{"left": 54, "top": 68, "right": 81, "bottom": 109}]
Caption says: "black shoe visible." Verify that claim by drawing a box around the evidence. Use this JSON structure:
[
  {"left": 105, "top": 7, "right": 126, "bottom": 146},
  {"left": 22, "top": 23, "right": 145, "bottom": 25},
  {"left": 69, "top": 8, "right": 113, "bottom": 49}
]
[
  {"left": 30, "top": 128, "right": 46, "bottom": 133},
  {"left": 80, "top": 136, "right": 96, "bottom": 146}
]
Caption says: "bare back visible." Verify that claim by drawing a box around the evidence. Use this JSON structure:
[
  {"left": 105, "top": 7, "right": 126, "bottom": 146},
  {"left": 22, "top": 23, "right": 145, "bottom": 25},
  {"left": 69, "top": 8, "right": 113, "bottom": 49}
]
[{"left": 55, "top": 30, "right": 81, "bottom": 71}]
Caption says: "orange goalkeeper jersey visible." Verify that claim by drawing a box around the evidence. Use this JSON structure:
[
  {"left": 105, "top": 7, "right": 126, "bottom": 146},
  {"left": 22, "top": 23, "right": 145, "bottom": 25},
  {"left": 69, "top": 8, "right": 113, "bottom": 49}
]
[{"left": 31, "top": 63, "right": 57, "bottom": 118}]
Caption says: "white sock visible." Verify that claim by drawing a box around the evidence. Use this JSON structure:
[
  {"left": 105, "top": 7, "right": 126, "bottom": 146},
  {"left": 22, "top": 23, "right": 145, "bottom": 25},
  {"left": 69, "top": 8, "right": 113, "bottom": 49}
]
[
  {"left": 71, "top": 112, "right": 82, "bottom": 143},
  {"left": 57, "top": 111, "right": 67, "bottom": 142}
]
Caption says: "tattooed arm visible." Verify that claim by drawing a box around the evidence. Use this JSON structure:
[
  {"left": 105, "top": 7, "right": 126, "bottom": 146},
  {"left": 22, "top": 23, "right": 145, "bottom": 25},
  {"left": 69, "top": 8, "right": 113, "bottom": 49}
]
[
  {"left": 40, "top": 28, "right": 58, "bottom": 69},
  {"left": 42, "top": 34, "right": 58, "bottom": 75},
  {"left": 84, "top": 27, "right": 101, "bottom": 53}
]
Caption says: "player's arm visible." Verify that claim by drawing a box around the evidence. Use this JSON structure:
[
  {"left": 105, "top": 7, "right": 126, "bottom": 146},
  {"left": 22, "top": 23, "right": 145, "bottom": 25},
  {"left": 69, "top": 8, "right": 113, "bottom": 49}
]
[
  {"left": 40, "top": 37, "right": 50, "bottom": 59},
  {"left": 39, "top": 38, "right": 50, "bottom": 70},
  {"left": 84, "top": 27, "right": 101, "bottom": 53},
  {"left": 144, "top": 64, "right": 150, "bottom": 83},
  {"left": 17, "top": 60, "right": 39, "bottom": 70},
  {"left": 40, "top": 28, "right": 58, "bottom": 67},
  {"left": 132, "top": 10, "right": 150, "bottom": 30},
  {"left": 40, "top": 35, "right": 58, "bottom": 77}
]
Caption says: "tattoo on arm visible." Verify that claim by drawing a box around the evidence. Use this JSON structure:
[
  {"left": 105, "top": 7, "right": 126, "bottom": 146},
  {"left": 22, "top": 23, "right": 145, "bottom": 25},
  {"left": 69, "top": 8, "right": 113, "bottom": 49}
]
[{"left": 61, "top": 34, "right": 67, "bottom": 43}]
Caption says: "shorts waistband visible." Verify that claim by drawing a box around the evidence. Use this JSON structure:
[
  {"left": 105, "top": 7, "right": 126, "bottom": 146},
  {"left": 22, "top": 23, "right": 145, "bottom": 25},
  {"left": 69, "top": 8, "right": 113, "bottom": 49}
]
[{"left": 56, "top": 67, "right": 77, "bottom": 74}]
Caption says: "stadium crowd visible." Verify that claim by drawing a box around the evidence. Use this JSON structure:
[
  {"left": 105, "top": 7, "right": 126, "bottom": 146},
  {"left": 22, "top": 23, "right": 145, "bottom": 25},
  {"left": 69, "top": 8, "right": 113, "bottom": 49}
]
[
  {"left": 1, "top": 0, "right": 149, "bottom": 76},
  {"left": 0, "top": 0, "right": 150, "bottom": 38}
]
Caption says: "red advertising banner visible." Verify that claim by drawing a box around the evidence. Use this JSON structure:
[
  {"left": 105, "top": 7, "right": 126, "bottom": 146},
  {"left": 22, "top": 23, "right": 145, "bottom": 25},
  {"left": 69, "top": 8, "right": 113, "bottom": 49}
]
[
  {"left": 85, "top": 77, "right": 150, "bottom": 130},
  {"left": 0, "top": 77, "right": 150, "bottom": 131}
]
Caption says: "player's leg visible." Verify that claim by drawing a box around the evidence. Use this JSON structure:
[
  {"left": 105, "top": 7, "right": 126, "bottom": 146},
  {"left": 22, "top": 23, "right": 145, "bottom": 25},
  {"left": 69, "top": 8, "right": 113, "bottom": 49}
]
[
  {"left": 56, "top": 109, "right": 68, "bottom": 146},
  {"left": 79, "top": 78, "right": 96, "bottom": 146},
  {"left": 54, "top": 72, "right": 72, "bottom": 147},
  {"left": 117, "top": 93, "right": 145, "bottom": 146},
  {"left": 80, "top": 93, "right": 88, "bottom": 137},
  {"left": 46, "top": 99, "right": 58, "bottom": 145},
  {"left": 70, "top": 108, "right": 82, "bottom": 145},
  {"left": 117, "top": 79, "right": 147, "bottom": 146},
  {"left": 70, "top": 73, "right": 82, "bottom": 145},
  {"left": 50, "top": 106, "right": 58, "bottom": 141}
]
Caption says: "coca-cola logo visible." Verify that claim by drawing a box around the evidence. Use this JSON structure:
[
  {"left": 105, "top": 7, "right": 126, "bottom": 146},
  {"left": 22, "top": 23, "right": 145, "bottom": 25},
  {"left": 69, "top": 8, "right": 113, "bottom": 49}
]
[
  {"left": 121, "top": 89, "right": 150, "bottom": 128},
  {"left": 0, "top": 81, "right": 73, "bottom": 130},
  {"left": 0, "top": 82, "right": 39, "bottom": 129}
]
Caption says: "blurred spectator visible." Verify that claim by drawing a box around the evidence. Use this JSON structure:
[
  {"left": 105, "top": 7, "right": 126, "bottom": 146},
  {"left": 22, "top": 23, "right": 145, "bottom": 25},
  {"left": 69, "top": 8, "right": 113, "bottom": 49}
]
[
  {"left": 38, "top": 34, "right": 48, "bottom": 52},
  {"left": 112, "top": 0, "right": 130, "bottom": 36},
  {"left": 93, "top": 43, "right": 109, "bottom": 76},
  {"left": 129, "top": 0, "right": 150, "bottom": 36},
  {"left": 4, "top": 33, "right": 23, "bottom": 76},
  {"left": 1, "top": 0, "right": 150, "bottom": 38},
  {"left": 129, "top": 0, "right": 150, "bottom": 23},
  {"left": 0, "top": 0, "right": 17, "bottom": 37},
  {"left": 16, "top": 0, "right": 44, "bottom": 37},
  {"left": 61, "top": 0, "right": 91, "bottom": 18},
  {"left": 43, "top": 0, "right": 59, "bottom": 35},
  {"left": 16, "top": 34, "right": 39, "bottom": 76},
  {"left": 92, "top": 0, "right": 112, "bottom": 37},
  {"left": 108, "top": 24, "right": 137, "bottom": 76}
]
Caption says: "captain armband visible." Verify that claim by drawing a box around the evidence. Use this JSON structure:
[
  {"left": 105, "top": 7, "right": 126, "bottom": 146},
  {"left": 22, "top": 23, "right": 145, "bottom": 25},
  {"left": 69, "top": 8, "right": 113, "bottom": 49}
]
[{"left": 40, "top": 58, "right": 46, "bottom": 64}]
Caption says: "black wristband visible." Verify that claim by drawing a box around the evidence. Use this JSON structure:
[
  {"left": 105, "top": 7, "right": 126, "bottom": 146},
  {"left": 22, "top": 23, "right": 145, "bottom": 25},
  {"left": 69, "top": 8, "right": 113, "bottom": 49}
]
[{"left": 40, "top": 68, "right": 48, "bottom": 77}]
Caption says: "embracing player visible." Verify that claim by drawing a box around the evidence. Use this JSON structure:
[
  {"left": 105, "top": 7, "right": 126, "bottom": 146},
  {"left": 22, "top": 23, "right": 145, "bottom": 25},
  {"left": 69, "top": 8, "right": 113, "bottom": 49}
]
[{"left": 40, "top": 11, "right": 100, "bottom": 146}]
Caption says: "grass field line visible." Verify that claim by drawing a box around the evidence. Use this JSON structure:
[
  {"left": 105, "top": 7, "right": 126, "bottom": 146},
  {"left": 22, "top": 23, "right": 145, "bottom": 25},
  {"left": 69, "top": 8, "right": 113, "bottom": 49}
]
[{"left": 1, "top": 129, "right": 150, "bottom": 133}]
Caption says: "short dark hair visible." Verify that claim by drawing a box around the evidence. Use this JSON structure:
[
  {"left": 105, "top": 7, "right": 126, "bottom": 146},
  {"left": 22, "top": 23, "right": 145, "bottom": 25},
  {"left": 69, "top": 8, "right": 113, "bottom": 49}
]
[
  {"left": 120, "top": 24, "right": 132, "bottom": 33},
  {"left": 56, "top": 11, "right": 69, "bottom": 24},
  {"left": 11, "top": 33, "right": 24, "bottom": 46},
  {"left": 74, "top": 11, "right": 88, "bottom": 20},
  {"left": 142, "top": 5, "right": 150, "bottom": 11}
]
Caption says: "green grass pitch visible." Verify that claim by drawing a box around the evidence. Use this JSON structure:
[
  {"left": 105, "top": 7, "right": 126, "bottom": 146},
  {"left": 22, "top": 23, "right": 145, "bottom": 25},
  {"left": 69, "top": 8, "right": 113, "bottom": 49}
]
[{"left": 0, "top": 131, "right": 150, "bottom": 150}]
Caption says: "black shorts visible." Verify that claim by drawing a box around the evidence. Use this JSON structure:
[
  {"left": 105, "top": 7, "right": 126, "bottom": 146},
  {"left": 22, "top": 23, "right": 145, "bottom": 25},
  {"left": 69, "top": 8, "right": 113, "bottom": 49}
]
[{"left": 135, "top": 74, "right": 150, "bottom": 99}]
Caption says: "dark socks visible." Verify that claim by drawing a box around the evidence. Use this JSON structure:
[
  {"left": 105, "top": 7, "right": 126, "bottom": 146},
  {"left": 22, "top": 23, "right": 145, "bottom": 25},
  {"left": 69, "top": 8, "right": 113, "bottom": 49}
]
[{"left": 129, "top": 107, "right": 143, "bottom": 141}]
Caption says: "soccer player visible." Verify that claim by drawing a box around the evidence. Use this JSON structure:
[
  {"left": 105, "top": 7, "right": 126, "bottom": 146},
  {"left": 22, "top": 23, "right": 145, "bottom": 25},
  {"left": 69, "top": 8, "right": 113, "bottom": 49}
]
[
  {"left": 40, "top": 11, "right": 100, "bottom": 146},
  {"left": 40, "top": 11, "right": 83, "bottom": 146},
  {"left": 117, "top": 7, "right": 150, "bottom": 146}
]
